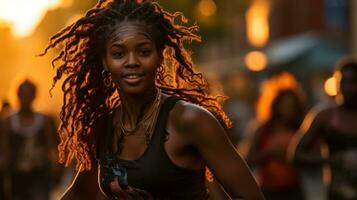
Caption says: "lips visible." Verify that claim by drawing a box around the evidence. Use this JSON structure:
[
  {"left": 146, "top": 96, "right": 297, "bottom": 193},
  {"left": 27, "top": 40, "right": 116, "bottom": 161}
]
[
  {"left": 124, "top": 74, "right": 142, "bottom": 79},
  {"left": 122, "top": 72, "right": 145, "bottom": 84}
]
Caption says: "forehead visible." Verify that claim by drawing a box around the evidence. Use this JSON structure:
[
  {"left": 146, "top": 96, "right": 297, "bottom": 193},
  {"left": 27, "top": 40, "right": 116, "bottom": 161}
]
[{"left": 107, "top": 21, "right": 154, "bottom": 45}]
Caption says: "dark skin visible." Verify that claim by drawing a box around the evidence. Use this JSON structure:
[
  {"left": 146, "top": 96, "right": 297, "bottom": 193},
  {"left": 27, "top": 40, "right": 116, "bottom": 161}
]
[
  {"left": 248, "top": 93, "right": 301, "bottom": 166},
  {"left": 102, "top": 21, "right": 264, "bottom": 200},
  {"left": 291, "top": 68, "right": 357, "bottom": 171}
]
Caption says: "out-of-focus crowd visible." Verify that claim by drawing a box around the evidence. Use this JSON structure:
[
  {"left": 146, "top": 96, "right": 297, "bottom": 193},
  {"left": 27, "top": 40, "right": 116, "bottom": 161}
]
[{"left": 0, "top": 57, "right": 356, "bottom": 200}]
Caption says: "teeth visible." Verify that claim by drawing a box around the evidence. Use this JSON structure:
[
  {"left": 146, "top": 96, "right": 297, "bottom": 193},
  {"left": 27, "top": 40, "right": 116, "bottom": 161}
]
[{"left": 126, "top": 75, "right": 140, "bottom": 79}]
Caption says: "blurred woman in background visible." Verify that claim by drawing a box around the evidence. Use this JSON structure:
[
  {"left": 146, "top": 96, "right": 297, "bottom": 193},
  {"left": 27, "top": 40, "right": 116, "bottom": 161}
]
[{"left": 247, "top": 72, "right": 306, "bottom": 200}]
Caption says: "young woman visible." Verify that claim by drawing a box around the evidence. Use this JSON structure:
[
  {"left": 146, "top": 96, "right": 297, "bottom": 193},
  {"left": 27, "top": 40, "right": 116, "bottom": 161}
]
[
  {"left": 246, "top": 73, "right": 306, "bottom": 200},
  {"left": 42, "top": 0, "right": 264, "bottom": 199},
  {"left": 291, "top": 57, "right": 357, "bottom": 200}
]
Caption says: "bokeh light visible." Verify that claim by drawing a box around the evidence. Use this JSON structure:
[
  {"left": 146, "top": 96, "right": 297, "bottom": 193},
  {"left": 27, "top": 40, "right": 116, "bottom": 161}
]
[
  {"left": 324, "top": 76, "right": 338, "bottom": 96},
  {"left": 198, "top": 0, "right": 217, "bottom": 17},
  {"left": 244, "top": 51, "right": 268, "bottom": 72},
  {"left": 246, "top": 0, "right": 270, "bottom": 47}
]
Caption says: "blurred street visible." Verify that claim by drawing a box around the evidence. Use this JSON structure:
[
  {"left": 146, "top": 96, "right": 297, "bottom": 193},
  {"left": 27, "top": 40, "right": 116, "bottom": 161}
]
[{"left": 1, "top": 0, "right": 356, "bottom": 199}]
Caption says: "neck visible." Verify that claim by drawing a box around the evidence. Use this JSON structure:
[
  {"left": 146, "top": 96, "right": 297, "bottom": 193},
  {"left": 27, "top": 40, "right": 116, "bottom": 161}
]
[
  {"left": 119, "top": 87, "right": 159, "bottom": 127},
  {"left": 19, "top": 106, "right": 33, "bottom": 115}
]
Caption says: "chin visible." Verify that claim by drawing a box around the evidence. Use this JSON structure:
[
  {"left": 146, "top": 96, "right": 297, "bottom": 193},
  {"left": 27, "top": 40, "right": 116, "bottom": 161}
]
[{"left": 118, "top": 84, "right": 151, "bottom": 96}]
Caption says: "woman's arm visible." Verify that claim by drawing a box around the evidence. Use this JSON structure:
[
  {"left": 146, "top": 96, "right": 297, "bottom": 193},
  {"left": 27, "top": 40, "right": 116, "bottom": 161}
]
[
  {"left": 287, "top": 107, "right": 328, "bottom": 166},
  {"left": 175, "top": 103, "right": 264, "bottom": 200}
]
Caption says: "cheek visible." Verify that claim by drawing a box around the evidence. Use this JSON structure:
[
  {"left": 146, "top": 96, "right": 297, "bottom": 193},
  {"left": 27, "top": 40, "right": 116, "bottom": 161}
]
[
  {"left": 104, "top": 62, "right": 124, "bottom": 84},
  {"left": 106, "top": 59, "right": 124, "bottom": 74},
  {"left": 142, "top": 56, "right": 160, "bottom": 74}
]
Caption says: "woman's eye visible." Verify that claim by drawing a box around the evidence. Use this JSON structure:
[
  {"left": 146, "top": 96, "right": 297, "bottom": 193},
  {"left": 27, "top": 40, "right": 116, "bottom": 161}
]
[
  {"left": 111, "top": 51, "right": 125, "bottom": 58},
  {"left": 139, "top": 49, "right": 151, "bottom": 57}
]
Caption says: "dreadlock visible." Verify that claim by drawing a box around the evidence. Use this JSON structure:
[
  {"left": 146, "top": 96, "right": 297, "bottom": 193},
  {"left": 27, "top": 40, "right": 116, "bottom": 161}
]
[{"left": 42, "top": 0, "right": 231, "bottom": 171}]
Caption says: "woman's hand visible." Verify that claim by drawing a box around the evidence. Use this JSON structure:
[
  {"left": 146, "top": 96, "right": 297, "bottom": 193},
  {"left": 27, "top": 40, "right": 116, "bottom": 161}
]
[
  {"left": 109, "top": 178, "right": 153, "bottom": 200},
  {"left": 109, "top": 178, "right": 126, "bottom": 199}
]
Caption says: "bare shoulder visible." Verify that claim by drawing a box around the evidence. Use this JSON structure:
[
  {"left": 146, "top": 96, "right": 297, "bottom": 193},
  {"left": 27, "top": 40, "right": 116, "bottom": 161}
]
[
  {"left": 170, "top": 100, "right": 218, "bottom": 129},
  {"left": 167, "top": 99, "right": 224, "bottom": 145}
]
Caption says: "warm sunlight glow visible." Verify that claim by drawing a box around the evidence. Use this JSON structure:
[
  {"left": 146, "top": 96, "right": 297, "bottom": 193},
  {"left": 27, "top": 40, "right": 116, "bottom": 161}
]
[
  {"left": 324, "top": 77, "right": 338, "bottom": 96},
  {"left": 198, "top": 0, "right": 217, "bottom": 17},
  {"left": 0, "top": 0, "right": 63, "bottom": 38},
  {"left": 244, "top": 51, "right": 268, "bottom": 71},
  {"left": 257, "top": 72, "right": 301, "bottom": 122},
  {"left": 246, "top": 0, "right": 270, "bottom": 47}
]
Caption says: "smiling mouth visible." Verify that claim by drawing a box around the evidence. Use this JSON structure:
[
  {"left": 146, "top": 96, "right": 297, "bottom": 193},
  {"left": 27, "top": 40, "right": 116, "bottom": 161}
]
[
  {"left": 122, "top": 74, "right": 144, "bottom": 84},
  {"left": 124, "top": 75, "right": 142, "bottom": 79}
]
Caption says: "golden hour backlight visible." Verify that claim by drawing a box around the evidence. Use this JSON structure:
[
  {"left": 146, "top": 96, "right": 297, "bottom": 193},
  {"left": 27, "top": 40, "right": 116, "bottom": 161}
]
[
  {"left": 257, "top": 72, "right": 300, "bottom": 122},
  {"left": 324, "top": 77, "right": 338, "bottom": 96},
  {"left": 244, "top": 51, "right": 268, "bottom": 72},
  {"left": 0, "top": 0, "right": 62, "bottom": 38},
  {"left": 198, "top": 0, "right": 217, "bottom": 17},
  {"left": 246, "top": 0, "right": 270, "bottom": 47}
]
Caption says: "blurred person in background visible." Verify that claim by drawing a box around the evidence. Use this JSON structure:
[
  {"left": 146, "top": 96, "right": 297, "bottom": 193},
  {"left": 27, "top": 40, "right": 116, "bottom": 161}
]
[
  {"left": 2, "top": 80, "right": 58, "bottom": 200},
  {"left": 0, "top": 101, "right": 12, "bottom": 118},
  {"left": 246, "top": 72, "right": 306, "bottom": 200},
  {"left": 290, "top": 57, "right": 357, "bottom": 200},
  {"left": 0, "top": 100, "right": 12, "bottom": 200}
]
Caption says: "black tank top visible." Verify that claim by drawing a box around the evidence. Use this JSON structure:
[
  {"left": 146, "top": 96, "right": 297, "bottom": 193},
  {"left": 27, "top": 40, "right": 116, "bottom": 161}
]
[{"left": 98, "top": 96, "right": 208, "bottom": 199}]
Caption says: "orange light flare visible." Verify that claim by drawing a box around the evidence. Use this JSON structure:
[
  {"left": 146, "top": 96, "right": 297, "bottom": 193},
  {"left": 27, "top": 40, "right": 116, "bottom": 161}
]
[
  {"left": 324, "top": 76, "right": 338, "bottom": 96},
  {"left": 244, "top": 50, "right": 268, "bottom": 72},
  {"left": 246, "top": 0, "right": 270, "bottom": 48},
  {"left": 0, "top": 0, "right": 69, "bottom": 38}
]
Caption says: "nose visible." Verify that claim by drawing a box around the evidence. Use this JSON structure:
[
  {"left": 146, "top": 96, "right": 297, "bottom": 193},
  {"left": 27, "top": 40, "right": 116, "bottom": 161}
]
[{"left": 125, "top": 52, "right": 139, "bottom": 68}]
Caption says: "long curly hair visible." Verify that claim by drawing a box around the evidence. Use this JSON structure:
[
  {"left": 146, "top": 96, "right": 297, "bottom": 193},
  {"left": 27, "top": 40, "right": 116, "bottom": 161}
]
[
  {"left": 42, "top": 0, "right": 231, "bottom": 171},
  {"left": 256, "top": 72, "right": 306, "bottom": 128}
]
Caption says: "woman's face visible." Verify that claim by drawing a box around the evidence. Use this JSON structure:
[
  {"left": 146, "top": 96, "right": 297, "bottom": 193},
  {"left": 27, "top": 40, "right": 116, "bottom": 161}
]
[
  {"left": 340, "top": 68, "right": 357, "bottom": 103},
  {"left": 103, "top": 21, "right": 161, "bottom": 95},
  {"left": 276, "top": 93, "right": 298, "bottom": 120}
]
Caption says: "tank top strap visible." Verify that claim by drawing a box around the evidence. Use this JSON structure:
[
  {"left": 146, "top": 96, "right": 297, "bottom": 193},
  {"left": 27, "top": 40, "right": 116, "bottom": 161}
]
[
  {"left": 101, "top": 96, "right": 180, "bottom": 158},
  {"left": 154, "top": 96, "right": 180, "bottom": 141}
]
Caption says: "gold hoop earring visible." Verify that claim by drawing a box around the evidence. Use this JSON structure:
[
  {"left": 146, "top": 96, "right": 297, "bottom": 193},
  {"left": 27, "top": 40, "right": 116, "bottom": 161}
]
[{"left": 102, "top": 69, "right": 109, "bottom": 77}]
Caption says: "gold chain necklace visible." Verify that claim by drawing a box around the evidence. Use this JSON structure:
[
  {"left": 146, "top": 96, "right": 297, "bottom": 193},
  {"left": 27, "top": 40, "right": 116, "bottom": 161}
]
[{"left": 118, "top": 89, "right": 162, "bottom": 142}]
